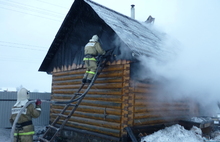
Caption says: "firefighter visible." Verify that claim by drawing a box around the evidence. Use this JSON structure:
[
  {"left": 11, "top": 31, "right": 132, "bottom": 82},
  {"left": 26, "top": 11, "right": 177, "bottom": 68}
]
[
  {"left": 82, "top": 35, "right": 106, "bottom": 83},
  {"left": 10, "top": 88, "right": 41, "bottom": 142}
]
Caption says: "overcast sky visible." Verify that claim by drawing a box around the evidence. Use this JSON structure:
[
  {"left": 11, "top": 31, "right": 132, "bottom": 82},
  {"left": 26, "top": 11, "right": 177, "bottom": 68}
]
[{"left": 1, "top": 0, "right": 220, "bottom": 99}]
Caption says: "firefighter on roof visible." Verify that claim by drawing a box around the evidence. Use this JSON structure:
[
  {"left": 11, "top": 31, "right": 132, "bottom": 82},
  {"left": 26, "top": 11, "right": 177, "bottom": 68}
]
[
  {"left": 82, "top": 35, "right": 106, "bottom": 83},
  {"left": 10, "top": 88, "right": 41, "bottom": 142}
]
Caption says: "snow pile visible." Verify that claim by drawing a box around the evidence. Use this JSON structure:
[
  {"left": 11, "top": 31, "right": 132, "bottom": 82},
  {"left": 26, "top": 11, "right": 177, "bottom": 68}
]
[
  {"left": 191, "top": 117, "right": 212, "bottom": 123},
  {"left": 0, "top": 128, "right": 10, "bottom": 142},
  {"left": 211, "top": 131, "right": 220, "bottom": 141},
  {"left": 141, "top": 124, "right": 204, "bottom": 142},
  {"left": 0, "top": 126, "right": 45, "bottom": 142}
]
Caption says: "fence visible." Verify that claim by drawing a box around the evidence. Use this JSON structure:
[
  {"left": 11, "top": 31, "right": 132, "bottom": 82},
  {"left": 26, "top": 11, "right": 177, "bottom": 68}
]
[{"left": 0, "top": 91, "right": 51, "bottom": 128}]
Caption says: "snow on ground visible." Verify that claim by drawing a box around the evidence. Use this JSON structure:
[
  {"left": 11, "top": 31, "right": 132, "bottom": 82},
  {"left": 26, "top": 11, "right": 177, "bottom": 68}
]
[
  {"left": 1, "top": 125, "right": 220, "bottom": 142},
  {"left": 0, "top": 126, "right": 45, "bottom": 142},
  {"left": 0, "top": 128, "right": 11, "bottom": 142},
  {"left": 141, "top": 124, "right": 204, "bottom": 142}
]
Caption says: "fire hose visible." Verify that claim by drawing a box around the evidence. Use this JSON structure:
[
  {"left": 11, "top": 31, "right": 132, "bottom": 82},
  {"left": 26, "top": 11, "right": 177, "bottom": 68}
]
[
  {"left": 10, "top": 100, "right": 51, "bottom": 142},
  {"left": 11, "top": 49, "right": 114, "bottom": 142}
]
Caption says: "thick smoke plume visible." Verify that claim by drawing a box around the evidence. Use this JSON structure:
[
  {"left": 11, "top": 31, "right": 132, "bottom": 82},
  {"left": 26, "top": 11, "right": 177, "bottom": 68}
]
[{"left": 138, "top": 0, "right": 220, "bottom": 116}]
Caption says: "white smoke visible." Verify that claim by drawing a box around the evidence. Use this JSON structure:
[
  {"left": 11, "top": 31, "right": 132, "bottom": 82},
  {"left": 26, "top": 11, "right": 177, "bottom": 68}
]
[{"left": 138, "top": 0, "right": 220, "bottom": 116}]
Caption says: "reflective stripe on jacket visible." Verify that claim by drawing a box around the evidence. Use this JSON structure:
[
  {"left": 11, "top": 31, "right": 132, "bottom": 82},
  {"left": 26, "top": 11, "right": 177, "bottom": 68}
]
[
  {"left": 86, "top": 71, "right": 95, "bottom": 74},
  {"left": 83, "top": 57, "right": 96, "bottom": 61},
  {"left": 14, "top": 131, "right": 35, "bottom": 136}
]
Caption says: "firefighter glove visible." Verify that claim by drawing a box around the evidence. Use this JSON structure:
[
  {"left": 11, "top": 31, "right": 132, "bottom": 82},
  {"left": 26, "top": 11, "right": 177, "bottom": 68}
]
[{"left": 36, "top": 99, "right": 42, "bottom": 106}]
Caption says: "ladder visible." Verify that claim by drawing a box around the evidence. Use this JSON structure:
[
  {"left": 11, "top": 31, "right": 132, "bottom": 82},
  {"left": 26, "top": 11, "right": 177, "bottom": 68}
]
[{"left": 38, "top": 53, "right": 111, "bottom": 142}]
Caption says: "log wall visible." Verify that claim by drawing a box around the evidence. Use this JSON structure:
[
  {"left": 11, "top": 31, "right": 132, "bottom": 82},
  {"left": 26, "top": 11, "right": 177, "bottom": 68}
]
[
  {"left": 130, "top": 81, "right": 199, "bottom": 126},
  {"left": 51, "top": 62, "right": 130, "bottom": 138},
  {"left": 50, "top": 61, "right": 199, "bottom": 140}
]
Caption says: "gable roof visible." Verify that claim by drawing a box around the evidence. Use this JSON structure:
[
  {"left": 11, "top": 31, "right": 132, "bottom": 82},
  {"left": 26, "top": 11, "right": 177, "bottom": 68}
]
[
  {"left": 39, "top": 0, "right": 166, "bottom": 73},
  {"left": 86, "top": 0, "right": 164, "bottom": 56}
]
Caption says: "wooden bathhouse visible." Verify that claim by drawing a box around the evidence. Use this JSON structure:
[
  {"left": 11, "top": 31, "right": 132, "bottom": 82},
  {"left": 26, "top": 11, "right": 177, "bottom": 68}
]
[{"left": 39, "top": 0, "right": 199, "bottom": 141}]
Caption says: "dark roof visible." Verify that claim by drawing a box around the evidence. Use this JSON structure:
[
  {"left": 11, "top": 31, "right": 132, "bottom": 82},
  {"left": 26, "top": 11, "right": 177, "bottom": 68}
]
[
  {"left": 86, "top": 0, "right": 164, "bottom": 56},
  {"left": 39, "top": 0, "right": 166, "bottom": 73}
]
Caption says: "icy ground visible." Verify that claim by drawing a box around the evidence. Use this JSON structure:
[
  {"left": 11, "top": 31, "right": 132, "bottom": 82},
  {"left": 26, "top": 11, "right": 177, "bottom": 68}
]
[
  {"left": 1, "top": 125, "right": 220, "bottom": 142},
  {"left": 0, "top": 128, "right": 10, "bottom": 142},
  {"left": 0, "top": 126, "right": 45, "bottom": 142},
  {"left": 141, "top": 124, "right": 220, "bottom": 142}
]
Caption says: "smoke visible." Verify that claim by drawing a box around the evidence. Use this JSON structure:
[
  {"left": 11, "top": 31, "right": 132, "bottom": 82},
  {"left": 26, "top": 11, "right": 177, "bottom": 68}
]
[{"left": 138, "top": 0, "right": 220, "bottom": 116}]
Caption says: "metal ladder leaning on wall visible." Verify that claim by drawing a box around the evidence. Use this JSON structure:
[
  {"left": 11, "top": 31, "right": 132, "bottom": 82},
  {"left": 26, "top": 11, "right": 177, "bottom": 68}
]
[{"left": 38, "top": 51, "right": 112, "bottom": 142}]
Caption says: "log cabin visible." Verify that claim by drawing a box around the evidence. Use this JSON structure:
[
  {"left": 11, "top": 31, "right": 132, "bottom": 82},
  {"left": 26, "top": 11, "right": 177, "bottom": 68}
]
[{"left": 39, "top": 0, "right": 199, "bottom": 141}]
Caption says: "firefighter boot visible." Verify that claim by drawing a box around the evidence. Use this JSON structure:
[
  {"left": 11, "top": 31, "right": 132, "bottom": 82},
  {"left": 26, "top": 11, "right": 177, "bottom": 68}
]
[
  {"left": 86, "top": 79, "right": 91, "bottom": 83},
  {"left": 82, "top": 78, "right": 87, "bottom": 83}
]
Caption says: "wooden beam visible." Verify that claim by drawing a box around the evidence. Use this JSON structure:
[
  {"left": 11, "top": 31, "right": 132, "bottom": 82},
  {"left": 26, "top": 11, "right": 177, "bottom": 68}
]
[
  {"left": 50, "top": 110, "right": 121, "bottom": 122},
  {"left": 134, "top": 111, "right": 190, "bottom": 119},
  {"left": 134, "top": 106, "right": 190, "bottom": 113},
  {"left": 52, "top": 94, "right": 122, "bottom": 102},
  {"left": 53, "top": 78, "right": 122, "bottom": 85},
  {"left": 133, "top": 117, "right": 182, "bottom": 125},
  {"left": 134, "top": 100, "right": 189, "bottom": 106},
  {"left": 52, "top": 83, "right": 123, "bottom": 90},
  {"left": 53, "top": 75, "right": 83, "bottom": 81},
  {"left": 65, "top": 121, "right": 120, "bottom": 137},
  {"left": 52, "top": 88, "right": 122, "bottom": 95},
  {"left": 51, "top": 104, "right": 122, "bottom": 115}
]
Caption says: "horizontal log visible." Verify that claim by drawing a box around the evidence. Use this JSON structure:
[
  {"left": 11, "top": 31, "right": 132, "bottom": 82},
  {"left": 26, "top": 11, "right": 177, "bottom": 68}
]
[
  {"left": 62, "top": 125, "right": 121, "bottom": 142},
  {"left": 50, "top": 119, "right": 120, "bottom": 137},
  {"left": 53, "top": 64, "right": 125, "bottom": 78},
  {"left": 135, "top": 93, "right": 158, "bottom": 100},
  {"left": 51, "top": 109, "right": 121, "bottom": 122},
  {"left": 53, "top": 77, "right": 122, "bottom": 85},
  {"left": 98, "top": 71, "right": 124, "bottom": 78},
  {"left": 53, "top": 70, "right": 125, "bottom": 82},
  {"left": 134, "top": 113, "right": 162, "bottom": 119},
  {"left": 51, "top": 104, "right": 121, "bottom": 115},
  {"left": 134, "top": 111, "right": 190, "bottom": 119},
  {"left": 133, "top": 82, "right": 155, "bottom": 88},
  {"left": 52, "top": 98, "right": 119, "bottom": 107},
  {"left": 70, "top": 115, "right": 120, "bottom": 129},
  {"left": 53, "top": 71, "right": 124, "bottom": 83},
  {"left": 133, "top": 88, "right": 155, "bottom": 93},
  {"left": 53, "top": 80, "right": 80, "bottom": 86},
  {"left": 52, "top": 88, "right": 122, "bottom": 95},
  {"left": 52, "top": 83, "right": 123, "bottom": 90},
  {"left": 52, "top": 84, "right": 87, "bottom": 90},
  {"left": 65, "top": 120, "right": 120, "bottom": 137},
  {"left": 130, "top": 124, "right": 166, "bottom": 136},
  {"left": 80, "top": 100, "right": 122, "bottom": 108},
  {"left": 51, "top": 98, "right": 122, "bottom": 104},
  {"left": 135, "top": 100, "right": 189, "bottom": 106},
  {"left": 52, "top": 94, "right": 122, "bottom": 102},
  {"left": 53, "top": 74, "right": 83, "bottom": 81},
  {"left": 102, "top": 64, "right": 125, "bottom": 72},
  {"left": 53, "top": 69, "right": 86, "bottom": 76},
  {"left": 134, "top": 116, "right": 187, "bottom": 125},
  {"left": 134, "top": 106, "right": 189, "bottom": 113}
]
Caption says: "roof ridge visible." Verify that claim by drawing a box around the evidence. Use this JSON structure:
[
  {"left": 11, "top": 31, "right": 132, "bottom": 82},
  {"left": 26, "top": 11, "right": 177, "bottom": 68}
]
[{"left": 85, "top": 0, "right": 140, "bottom": 24}]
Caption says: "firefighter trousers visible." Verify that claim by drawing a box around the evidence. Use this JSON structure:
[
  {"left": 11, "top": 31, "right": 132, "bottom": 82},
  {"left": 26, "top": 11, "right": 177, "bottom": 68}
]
[{"left": 83, "top": 60, "right": 97, "bottom": 80}]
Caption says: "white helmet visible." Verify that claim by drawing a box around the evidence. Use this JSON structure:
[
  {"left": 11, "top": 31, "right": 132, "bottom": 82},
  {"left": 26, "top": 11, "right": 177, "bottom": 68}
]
[
  {"left": 90, "top": 35, "right": 99, "bottom": 42},
  {"left": 14, "top": 88, "right": 29, "bottom": 107}
]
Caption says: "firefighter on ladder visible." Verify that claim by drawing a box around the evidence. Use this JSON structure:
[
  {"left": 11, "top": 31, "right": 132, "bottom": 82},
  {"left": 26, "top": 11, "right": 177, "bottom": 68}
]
[
  {"left": 82, "top": 35, "right": 106, "bottom": 83},
  {"left": 10, "top": 88, "right": 42, "bottom": 142}
]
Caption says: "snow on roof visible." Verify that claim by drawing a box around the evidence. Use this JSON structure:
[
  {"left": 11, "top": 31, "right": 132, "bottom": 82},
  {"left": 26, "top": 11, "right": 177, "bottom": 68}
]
[
  {"left": 39, "top": 0, "right": 176, "bottom": 72},
  {"left": 85, "top": 0, "right": 166, "bottom": 58},
  {"left": 0, "top": 87, "right": 16, "bottom": 92}
]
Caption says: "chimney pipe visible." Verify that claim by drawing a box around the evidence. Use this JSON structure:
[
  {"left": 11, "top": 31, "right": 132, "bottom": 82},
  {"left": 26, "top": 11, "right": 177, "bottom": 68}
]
[{"left": 131, "top": 4, "right": 135, "bottom": 19}]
